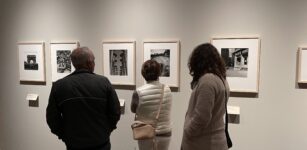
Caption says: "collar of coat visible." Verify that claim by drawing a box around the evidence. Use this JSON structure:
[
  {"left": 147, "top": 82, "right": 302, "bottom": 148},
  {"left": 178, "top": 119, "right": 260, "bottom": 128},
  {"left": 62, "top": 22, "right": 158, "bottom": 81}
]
[{"left": 70, "top": 69, "right": 94, "bottom": 76}]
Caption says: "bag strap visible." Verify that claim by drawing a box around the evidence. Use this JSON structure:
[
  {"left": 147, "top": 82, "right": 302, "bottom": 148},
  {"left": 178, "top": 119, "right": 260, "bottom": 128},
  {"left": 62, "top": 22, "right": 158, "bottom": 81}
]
[{"left": 155, "top": 84, "right": 165, "bottom": 120}]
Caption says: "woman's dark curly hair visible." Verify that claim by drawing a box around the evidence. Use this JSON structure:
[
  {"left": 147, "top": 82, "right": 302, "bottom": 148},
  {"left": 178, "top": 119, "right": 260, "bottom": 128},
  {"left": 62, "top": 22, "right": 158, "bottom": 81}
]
[{"left": 188, "top": 43, "right": 226, "bottom": 88}]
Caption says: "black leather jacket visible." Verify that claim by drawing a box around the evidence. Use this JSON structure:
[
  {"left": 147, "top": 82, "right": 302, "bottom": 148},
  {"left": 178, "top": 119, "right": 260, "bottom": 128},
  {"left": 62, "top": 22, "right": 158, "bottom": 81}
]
[{"left": 46, "top": 69, "right": 121, "bottom": 149}]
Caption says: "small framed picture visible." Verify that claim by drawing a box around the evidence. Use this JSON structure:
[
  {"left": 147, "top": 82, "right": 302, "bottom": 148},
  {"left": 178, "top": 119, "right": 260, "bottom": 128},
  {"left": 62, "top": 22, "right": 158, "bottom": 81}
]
[
  {"left": 143, "top": 41, "right": 180, "bottom": 87},
  {"left": 297, "top": 47, "right": 307, "bottom": 83},
  {"left": 50, "top": 42, "right": 79, "bottom": 82},
  {"left": 18, "top": 42, "right": 46, "bottom": 82},
  {"left": 211, "top": 37, "right": 261, "bottom": 93},
  {"left": 102, "top": 41, "right": 135, "bottom": 85}
]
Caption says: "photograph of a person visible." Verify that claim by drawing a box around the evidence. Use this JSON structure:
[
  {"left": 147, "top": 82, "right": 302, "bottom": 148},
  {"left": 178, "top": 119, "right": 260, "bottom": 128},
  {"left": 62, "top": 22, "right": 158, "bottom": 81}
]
[
  {"left": 221, "top": 48, "right": 249, "bottom": 78},
  {"left": 24, "top": 54, "right": 38, "bottom": 70},
  {"left": 57, "top": 50, "right": 71, "bottom": 73},
  {"left": 150, "top": 49, "right": 170, "bottom": 77},
  {"left": 109, "top": 49, "right": 128, "bottom": 76}
]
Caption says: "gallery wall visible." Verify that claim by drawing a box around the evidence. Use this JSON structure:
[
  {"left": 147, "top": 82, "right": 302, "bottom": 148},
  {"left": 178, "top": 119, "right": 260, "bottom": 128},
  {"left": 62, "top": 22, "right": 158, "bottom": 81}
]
[{"left": 1, "top": 0, "right": 307, "bottom": 150}]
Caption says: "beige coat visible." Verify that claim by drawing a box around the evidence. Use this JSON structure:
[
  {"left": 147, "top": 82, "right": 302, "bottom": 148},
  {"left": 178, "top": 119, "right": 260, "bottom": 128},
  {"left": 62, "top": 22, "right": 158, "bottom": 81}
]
[{"left": 181, "top": 73, "right": 229, "bottom": 150}]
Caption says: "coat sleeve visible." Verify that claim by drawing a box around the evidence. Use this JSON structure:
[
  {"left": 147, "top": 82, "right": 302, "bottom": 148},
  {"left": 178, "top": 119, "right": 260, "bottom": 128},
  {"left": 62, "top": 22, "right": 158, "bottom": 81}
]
[
  {"left": 184, "top": 77, "right": 215, "bottom": 137},
  {"left": 106, "top": 79, "right": 121, "bottom": 131},
  {"left": 46, "top": 83, "right": 63, "bottom": 139}
]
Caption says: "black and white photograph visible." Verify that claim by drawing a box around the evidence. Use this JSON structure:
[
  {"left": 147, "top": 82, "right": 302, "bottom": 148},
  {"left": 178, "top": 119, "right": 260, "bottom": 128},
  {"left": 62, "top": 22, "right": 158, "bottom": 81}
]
[
  {"left": 24, "top": 54, "right": 39, "bottom": 70},
  {"left": 51, "top": 42, "right": 78, "bottom": 82},
  {"left": 109, "top": 49, "right": 128, "bottom": 76},
  {"left": 56, "top": 50, "right": 71, "bottom": 73},
  {"left": 143, "top": 41, "right": 180, "bottom": 87},
  {"left": 102, "top": 41, "right": 135, "bottom": 85},
  {"left": 212, "top": 37, "right": 260, "bottom": 93},
  {"left": 221, "top": 48, "right": 248, "bottom": 78},
  {"left": 150, "top": 49, "right": 170, "bottom": 77},
  {"left": 18, "top": 42, "right": 45, "bottom": 82}
]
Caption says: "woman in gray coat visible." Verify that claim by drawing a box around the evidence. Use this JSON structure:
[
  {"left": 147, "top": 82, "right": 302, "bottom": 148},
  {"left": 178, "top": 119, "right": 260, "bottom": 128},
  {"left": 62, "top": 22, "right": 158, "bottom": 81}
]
[{"left": 181, "top": 43, "right": 231, "bottom": 150}]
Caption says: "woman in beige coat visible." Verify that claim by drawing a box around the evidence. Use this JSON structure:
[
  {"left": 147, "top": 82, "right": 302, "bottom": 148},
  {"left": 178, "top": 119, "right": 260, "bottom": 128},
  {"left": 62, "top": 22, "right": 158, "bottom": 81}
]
[{"left": 181, "top": 43, "right": 231, "bottom": 150}]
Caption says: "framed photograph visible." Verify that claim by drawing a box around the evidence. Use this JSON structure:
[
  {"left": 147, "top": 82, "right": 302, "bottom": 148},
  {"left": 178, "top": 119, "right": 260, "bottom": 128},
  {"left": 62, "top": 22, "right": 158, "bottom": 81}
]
[
  {"left": 18, "top": 42, "right": 45, "bottom": 82},
  {"left": 143, "top": 41, "right": 180, "bottom": 87},
  {"left": 297, "top": 47, "right": 307, "bottom": 83},
  {"left": 211, "top": 37, "right": 261, "bottom": 93},
  {"left": 50, "top": 42, "right": 79, "bottom": 82},
  {"left": 102, "top": 41, "right": 135, "bottom": 85}
]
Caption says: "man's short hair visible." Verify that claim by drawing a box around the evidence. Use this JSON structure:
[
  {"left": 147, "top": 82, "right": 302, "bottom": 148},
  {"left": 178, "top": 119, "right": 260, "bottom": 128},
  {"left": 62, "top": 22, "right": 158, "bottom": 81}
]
[
  {"left": 141, "top": 60, "right": 161, "bottom": 81},
  {"left": 70, "top": 47, "right": 93, "bottom": 69}
]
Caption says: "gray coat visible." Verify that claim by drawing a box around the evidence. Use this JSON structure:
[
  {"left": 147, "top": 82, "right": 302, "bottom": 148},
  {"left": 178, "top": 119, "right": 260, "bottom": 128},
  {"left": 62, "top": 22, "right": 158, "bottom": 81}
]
[{"left": 181, "top": 73, "right": 229, "bottom": 150}]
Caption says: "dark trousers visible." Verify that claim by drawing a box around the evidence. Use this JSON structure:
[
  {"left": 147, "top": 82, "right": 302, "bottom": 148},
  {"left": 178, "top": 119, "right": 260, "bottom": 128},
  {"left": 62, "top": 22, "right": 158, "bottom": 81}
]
[{"left": 67, "top": 142, "right": 111, "bottom": 150}]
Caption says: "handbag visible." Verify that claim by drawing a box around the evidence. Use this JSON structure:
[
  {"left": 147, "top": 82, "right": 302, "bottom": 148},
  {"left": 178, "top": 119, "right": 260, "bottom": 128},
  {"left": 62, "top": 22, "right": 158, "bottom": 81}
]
[
  {"left": 131, "top": 120, "right": 155, "bottom": 140},
  {"left": 220, "top": 77, "right": 233, "bottom": 148},
  {"left": 131, "top": 84, "right": 165, "bottom": 140}
]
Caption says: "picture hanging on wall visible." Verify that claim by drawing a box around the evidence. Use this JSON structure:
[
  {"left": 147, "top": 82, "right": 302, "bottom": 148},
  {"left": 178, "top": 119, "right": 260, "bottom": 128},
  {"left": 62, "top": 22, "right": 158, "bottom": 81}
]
[
  {"left": 18, "top": 42, "right": 46, "bottom": 82},
  {"left": 297, "top": 47, "right": 307, "bottom": 83},
  {"left": 102, "top": 41, "right": 135, "bottom": 85},
  {"left": 211, "top": 37, "right": 261, "bottom": 93},
  {"left": 51, "top": 41, "right": 79, "bottom": 82},
  {"left": 143, "top": 41, "right": 180, "bottom": 87}
]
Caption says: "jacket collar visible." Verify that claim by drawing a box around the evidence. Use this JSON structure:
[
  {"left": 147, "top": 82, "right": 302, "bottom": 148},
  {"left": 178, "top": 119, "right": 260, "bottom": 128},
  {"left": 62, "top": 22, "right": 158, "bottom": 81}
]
[
  {"left": 70, "top": 69, "right": 94, "bottom": 76},
  {"left": 146, "top": 80, "right": 160, "bottom": 85}
]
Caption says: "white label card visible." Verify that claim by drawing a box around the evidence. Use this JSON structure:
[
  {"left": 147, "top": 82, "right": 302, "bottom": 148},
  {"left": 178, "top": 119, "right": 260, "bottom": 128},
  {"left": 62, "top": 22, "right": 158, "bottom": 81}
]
[
  {"left": 26, "top": 94, "right": 39, "bottom": 101},
  {"left": 227, "top": 106, "right": 240, "bottom": 115},
  {"left": 119, "top": 99, "right": 125, "bottom": 107}
]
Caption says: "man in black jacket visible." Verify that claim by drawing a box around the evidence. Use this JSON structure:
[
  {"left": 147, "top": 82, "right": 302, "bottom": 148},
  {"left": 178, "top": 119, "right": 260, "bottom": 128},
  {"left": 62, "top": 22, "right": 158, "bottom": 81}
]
[{"left": 46, "top": 47, "right": 121, "bottom": 150}]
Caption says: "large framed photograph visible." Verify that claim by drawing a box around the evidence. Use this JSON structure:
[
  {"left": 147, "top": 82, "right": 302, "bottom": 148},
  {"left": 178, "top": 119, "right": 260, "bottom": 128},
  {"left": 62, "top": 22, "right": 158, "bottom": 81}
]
[
  {"left": 102, "top": 41, "right": 135, "bottom": 85},
  {"left": 143, "top": 41, "right": 180, "bottom": 87},
  {"left": 211, "top": 37, "right": 261, "bottom": 93},
  {"left": 50, "top": 42, "right": 79, "bottom": 82},
  {"left": 18, "top": 42, "right": 45, "bottom": 82},
  {"left": 297, "top": 47, "right": 307, "bottom": 83}
]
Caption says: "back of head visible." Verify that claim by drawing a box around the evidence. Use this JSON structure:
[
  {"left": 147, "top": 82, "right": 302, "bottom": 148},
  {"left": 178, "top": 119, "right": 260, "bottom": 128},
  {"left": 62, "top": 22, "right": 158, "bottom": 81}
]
[
  {"left": 188, "top": 43, "right": 226, "bottom": 88},
  {"left": 70, "top": 47, "right": 95, "bottom": 72},
  {"left": 142, "top": 60, "right": 161, "bottom": 82}
]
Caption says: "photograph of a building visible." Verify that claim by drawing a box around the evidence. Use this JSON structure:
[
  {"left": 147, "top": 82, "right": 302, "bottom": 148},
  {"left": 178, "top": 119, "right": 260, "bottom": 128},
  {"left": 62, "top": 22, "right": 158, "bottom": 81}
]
[
  {"left": 221, "top": 48, "right": 248, "bottom": 77},
  {"left": 24, "top": 54, "right": 38, "bottom": 70},
  {"left": 150, "top": 49, "right": 170, "bottom": 77},
  {"left": 109, "top": 49, "right": 128, "bottom": 76}
]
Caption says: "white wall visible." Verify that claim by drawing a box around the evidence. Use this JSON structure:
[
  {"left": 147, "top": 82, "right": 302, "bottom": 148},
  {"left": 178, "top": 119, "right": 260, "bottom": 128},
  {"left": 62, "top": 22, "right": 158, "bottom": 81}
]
[{"left": 1, "top": 0, "right": 307, "bottom": 150}]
